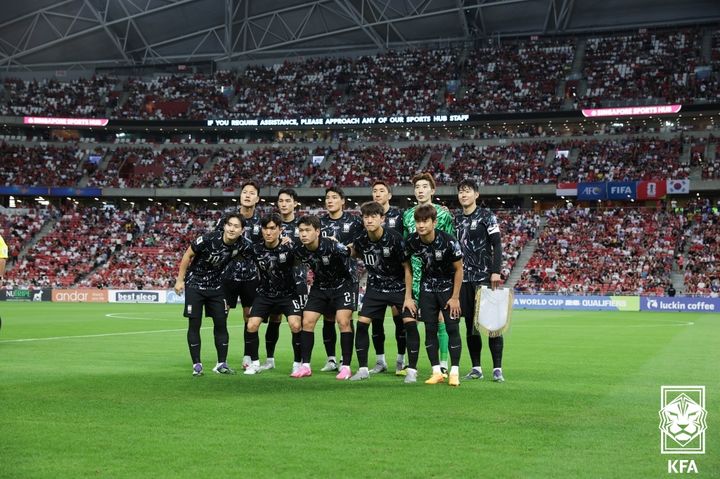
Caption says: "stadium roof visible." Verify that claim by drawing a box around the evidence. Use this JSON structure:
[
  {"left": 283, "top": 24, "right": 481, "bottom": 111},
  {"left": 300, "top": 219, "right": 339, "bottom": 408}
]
[{"left": 0, "top": 0, "right": 719, "bottom": 71}]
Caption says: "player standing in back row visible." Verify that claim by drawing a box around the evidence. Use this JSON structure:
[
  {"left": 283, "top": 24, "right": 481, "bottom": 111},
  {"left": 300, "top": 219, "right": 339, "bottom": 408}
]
[
  {"left": 319, "top": 186, "right": 364, "bottom": 372},
  {"left": 370, "top": 180, "right": 407, "bottom": 375},
  {"left": 455, "top": 180, "right": 506, "bottom": 382},
  {"left": 402, "top": 173, "right": 455, "bottom": 374}
]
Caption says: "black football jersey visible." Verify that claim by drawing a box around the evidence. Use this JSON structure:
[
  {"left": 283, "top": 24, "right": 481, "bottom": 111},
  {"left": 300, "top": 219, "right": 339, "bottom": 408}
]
[
  {"left": 384, "top": 206, "right": 404, "bottom": 236},
  {"left": 405, "top": 229, "right": 463, "bottom": 293},
  {"left": 353, "top": 228, "right": 408, "bottom": 294},
  {"left": 455, "top": 207, "right": 501, "bottom": 285},
  {"left": 185, "top": 231, "right": 253, "bottom": 290},
  {"left": 252, "top": 241, "right": 298, "bottom": 298},
  {"left": 217, "top": 211, "right": 262, "bottom": 282},
  {"left": 321, "top": 211, "right": 364, "bottom": 246},
  {"left": 294, "top": 237, "right": 355, "bottom": 289},
  {"left": 280, "top": 217, "right": 308, "bottom": 289}
]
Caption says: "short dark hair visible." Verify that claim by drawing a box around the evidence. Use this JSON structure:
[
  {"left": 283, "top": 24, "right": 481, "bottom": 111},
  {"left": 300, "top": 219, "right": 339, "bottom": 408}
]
[
  {"left": 360, "top": 201, "right": 385, "bottom": 217},
  {"left": 260, "top": 213, "right": 283, "bottom": 228},
  {"left": 411, "top": 172, "right": 436, "bottom": 190},
  {"left": 413, "top": 204, "right": 437, "bottom": 223},
  {"left": 325, "top": 186, "right": 345, "bottom": 199},
  {"left": 457, "top": 179, "right": 478, "bottom": 192},
  {"left": 371, "top": 180, "right": 391, "bottom": 192},
  {"left": 277, "top": 188, "right": 298, "bottom": 202},
  {"left": 240, "top": 181, "right": 260, "bottom": 195},
  {"left": 297, "top": 214, "right": 321, "bottom": 230},
  {"left": 224, "top": 213, "right": 245, "bottom": 227}
]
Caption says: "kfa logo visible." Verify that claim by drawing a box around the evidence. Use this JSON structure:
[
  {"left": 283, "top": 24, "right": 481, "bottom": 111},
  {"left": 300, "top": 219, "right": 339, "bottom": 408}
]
[
  {"left": 343, "top": 223, "right": 352, "bottom": 233},
  {"left": 659, "top": 386, "right": 707, "bottom": 454},
  {"left": 388, "top": 218, "right": 396, "bottom": 228}
]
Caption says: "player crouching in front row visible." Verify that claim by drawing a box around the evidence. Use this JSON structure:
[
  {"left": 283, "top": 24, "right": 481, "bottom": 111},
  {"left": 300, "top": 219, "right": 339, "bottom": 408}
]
[
  {"left": 291, "top": 215, "right": 357, "bottom": 379},
  {"left": 243, "top": 214, "right": 304, "bottom": 375},
  {"left": 405, "top": 205, "right": 464, "bottom": 386}
]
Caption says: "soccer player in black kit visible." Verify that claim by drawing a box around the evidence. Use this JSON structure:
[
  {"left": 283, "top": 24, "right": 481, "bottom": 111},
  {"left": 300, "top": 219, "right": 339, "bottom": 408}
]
[
  {"left": 291, "top": 215, "right": 357, "bottom": 380},
  {"left": 456, "top": 180, "right": 505, "bottom": 382},
  {"left": 370, "top": 180, "right": 407, "bottom": 375},
  {"left": 405, "top": 205, "right": 464, "bottom": 386},
  {"left": 243, "top": 214, "right": 303, "bottom": 375},
  {"left": 221, "top": 181, "right": 263, "bottom": 370},
  {"left": 319, "top": 186, "right": 364, "bottom": 372},
  {"left": 174, "top": 213, "right": 253, "bottom": 376},
  {"left": 276, "top": 187, "right": 308, "bottom": 374},
  {"left": 349, "top": 202, "right": 418, "bottom": 382}
]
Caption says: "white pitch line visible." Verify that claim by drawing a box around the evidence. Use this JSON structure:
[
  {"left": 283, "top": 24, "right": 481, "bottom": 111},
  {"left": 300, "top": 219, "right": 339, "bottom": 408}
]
[
  {"left": 0, "top": 325, "right": 243, "bottom": 344},
  {"left": 105, "top": 312, "right": 183, "bottom": 321}
]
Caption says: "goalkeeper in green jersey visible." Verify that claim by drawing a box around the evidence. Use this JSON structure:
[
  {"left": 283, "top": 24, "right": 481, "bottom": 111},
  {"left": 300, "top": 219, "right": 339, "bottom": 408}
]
[{"left": 402, "top": 172, "right": 455, "bottom": 374}]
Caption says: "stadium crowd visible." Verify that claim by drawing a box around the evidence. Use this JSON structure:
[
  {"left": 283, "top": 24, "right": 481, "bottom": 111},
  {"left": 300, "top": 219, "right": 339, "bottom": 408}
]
[{"left": 1, "top": 26, "right": 718, "bottom": 119}]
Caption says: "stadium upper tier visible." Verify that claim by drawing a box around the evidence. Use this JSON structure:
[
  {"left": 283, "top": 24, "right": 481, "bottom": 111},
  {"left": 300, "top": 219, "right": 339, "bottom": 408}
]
[
  {"left": 1, "top": 26, "right": 719, "bottom": 120},
  {"left": 1, "top": 133, "right": 716, "bottom": 189}
]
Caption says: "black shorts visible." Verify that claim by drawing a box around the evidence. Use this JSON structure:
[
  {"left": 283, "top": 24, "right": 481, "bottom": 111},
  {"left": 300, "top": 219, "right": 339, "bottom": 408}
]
[
  {"left": 305, "top": 282, "right": 358, "bottom": 314},
  {"left": 359, "top": 289, "right": 415, "bottom": 320},
  {"left": 184, "top": 287, "right": 228, "bottom": 319},
  {"left": 249, "top": 294, "right": 303, "bottom": 321},
  {"left": 418, "top": 289, "right": 459, "bottom": 324},
  {"left": 224, "top": 278, "right": 259, "bottom": 309},
  {"left": 461, "top": 282, "right": 484, "bottom": 320}
]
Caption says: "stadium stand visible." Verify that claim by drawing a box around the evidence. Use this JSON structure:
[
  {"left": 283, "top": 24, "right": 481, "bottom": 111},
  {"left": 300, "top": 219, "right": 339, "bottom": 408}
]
[
  {"left": 0, "top": 207, "right": 54, "bottom": 264},
  {"left": 0, "top": 75, "right": 118, "bottom": 117},
  {"left": 0, "top": 143, "right": 85, "bottom": 187},
  {"left": 581, "top": 28, "right": 708, "bottom": 107},
  {"left": 193, "top": 146, "right": 311, "bottom": 188},
  {"left": 447, "top": 141, "right": 557, "bottom": 185},
  {"left": 515, "top": 207, "right": 679, "bottom": 295},
  {"left": 336, "top": 49, "right": 458, "bottom": 116},
  {"left": 453, "top": 38, "right": 574, "bottom": 113},
  {"left": 119, "top": 72, "right": 237, "bottom": 120},
  {"left": 80, "top": 205, "right": 222, "bottom": 289},
  {"left": 681, "top": 199, "right": 720, "bottom": 296}
]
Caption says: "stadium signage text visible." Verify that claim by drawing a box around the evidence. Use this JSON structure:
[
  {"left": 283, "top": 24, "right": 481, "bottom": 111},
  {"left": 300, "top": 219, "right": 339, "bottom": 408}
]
[
  {"left": 642, "top": 297, "right": 719, "bottom": 312},
  {"left": 581, "top": 104, "right": 682, "bottom": 118},
  {"left": 206, "top": 114, "right": 470, "bottom": 129},
  {"left": 0, "top": 288, "right": 50, "bottom": 301},
  {"left": 109, "top": 290, "right": 166, "bottom": 303},
  {"left": 514, "top": 294, "right": 639, "bottom": 311},
  {"left": 52, "top": 289, "right": 109, "bottom": 303},
  {"left": 23, "top": 116, "right": 109, "bottom": 127}
]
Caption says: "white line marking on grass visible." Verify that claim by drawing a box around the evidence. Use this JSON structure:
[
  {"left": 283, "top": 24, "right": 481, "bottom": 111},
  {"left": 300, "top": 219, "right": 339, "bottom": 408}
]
[
  {"left": 0, "top": 325, "right": 243, "bottom": 344},
  {"left": 105, "top": 313, "right": 183, "bottom": 321},
  {"left": 518, "top": 321, "right": 694, "bottom": 328}
]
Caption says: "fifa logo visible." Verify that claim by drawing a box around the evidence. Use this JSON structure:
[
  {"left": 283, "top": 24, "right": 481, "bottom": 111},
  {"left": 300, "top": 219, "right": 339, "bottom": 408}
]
[{"left": 659, "top": 386, "right": 706, "bottom": 454}]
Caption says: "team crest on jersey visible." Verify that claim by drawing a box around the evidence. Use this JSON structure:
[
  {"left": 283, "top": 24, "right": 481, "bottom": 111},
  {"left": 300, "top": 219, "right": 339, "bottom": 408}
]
[
  {"left": 388, "top": 218, "right": 396, "bottom": 227},
  {"left": 294, "top": 228, "right": 300, "bottom": 237},
  {"left": 232, "top": 249, "right": 239, "bottom": 257},
  {"left": 343, "top": 223, "right": 352, "bottom": 233},
  {"left": 322, "top": 256, "right": 330, "bottom": 265},
  {"left": 279, "top": 253, "right": 287, "bottom": 263},
  {"left": 253, "top": 225, "right": 261, "bottom": 234},
  {"left": 435, "top": 250, "right": 443, "bottom": 260},
  {"left": 383, "top": 247, "right": 391, "bottom": 257},
  {"left": 471, "top": 220, "right": 478, "bottom": 229}
]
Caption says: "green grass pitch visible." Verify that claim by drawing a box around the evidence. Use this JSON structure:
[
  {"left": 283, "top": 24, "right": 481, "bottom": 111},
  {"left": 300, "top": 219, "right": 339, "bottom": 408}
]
[{"left": 1, "top": 303, "right": 718, "bottom": 478}]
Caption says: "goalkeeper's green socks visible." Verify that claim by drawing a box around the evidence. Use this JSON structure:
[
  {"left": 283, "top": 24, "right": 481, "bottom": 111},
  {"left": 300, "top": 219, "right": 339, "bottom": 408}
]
[{"left": 438, "top": 321, "right": 449, "bottom": 367}]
